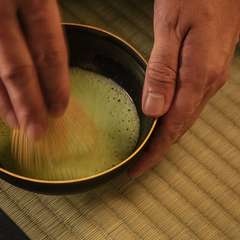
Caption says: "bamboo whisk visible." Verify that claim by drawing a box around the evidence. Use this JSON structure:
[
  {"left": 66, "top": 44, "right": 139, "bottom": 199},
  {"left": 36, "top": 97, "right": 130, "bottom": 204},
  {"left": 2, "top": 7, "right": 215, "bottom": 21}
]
[{"left": 11, "top": 98, "right": 97, "bottom": 178}]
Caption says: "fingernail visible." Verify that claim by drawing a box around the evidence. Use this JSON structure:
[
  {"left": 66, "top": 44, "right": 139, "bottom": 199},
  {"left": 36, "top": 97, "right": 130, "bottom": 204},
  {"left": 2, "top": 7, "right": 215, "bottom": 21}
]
[
  {"left": 143, "top": 92, "right": 165, "bottom": 117},
  {"left": 26, "top": 123, "right": 45, "bottom": 141},
  {"left": 6, "top": 112, "right": 19, "bottom": 129},
  {"left": 49, "top": 103, "right": 67, "bottom": 117}
]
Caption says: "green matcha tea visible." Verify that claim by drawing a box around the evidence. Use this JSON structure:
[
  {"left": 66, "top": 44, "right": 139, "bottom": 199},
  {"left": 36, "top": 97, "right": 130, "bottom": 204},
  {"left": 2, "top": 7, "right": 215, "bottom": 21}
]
[{"left": 0, "top": 68, "right": 140, "bottom": 180}]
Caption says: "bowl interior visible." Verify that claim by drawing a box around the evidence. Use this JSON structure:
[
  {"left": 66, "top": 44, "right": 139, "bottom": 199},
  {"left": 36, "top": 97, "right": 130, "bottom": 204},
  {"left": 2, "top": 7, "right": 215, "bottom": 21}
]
[{"left": 65, "top": 24, "right": 154, "bottom": 148}]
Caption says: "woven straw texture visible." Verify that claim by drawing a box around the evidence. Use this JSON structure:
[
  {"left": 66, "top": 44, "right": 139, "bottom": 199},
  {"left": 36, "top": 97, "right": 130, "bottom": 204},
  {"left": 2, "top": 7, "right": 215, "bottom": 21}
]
[{"left": 1, "top": 0, "right": 240, "bottom": 239}]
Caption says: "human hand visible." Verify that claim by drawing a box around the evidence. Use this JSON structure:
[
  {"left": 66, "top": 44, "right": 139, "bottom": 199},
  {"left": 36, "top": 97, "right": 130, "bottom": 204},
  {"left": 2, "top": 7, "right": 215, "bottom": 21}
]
[
  {"left": 129, "top": 0, "right": 240, "bottom": 177},
  {"left": 0, "top": 0, "right": 69, "bottom": 140}
]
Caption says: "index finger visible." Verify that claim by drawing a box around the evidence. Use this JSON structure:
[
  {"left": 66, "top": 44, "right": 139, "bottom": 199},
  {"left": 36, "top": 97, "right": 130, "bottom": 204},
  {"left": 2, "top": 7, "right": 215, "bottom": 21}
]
[
  {"left": 19, "top": 0, "right": 69, "bottom": 116},
  {"left": 0, "top": 2, "right": 47, "bottom": 140}
]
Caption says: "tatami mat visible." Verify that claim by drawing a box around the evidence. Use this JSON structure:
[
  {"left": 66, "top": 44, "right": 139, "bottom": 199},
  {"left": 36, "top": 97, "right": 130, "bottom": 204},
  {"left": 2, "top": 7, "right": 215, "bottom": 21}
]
[{"left": 1, "top": 0, "right": 240, "bottom": 239}]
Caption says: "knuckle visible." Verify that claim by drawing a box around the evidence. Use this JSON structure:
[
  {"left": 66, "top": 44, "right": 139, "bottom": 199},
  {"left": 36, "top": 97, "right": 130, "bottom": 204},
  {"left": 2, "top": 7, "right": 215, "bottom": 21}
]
[
  {"left": 147, "top": 62, "right": 176, "bottom": 88},
  {"left": 207, "top": 66, "right": 227, "bottom": 89},
  {"left": 166, "top": 120, "right": 185, "bottom": 142},
  {"left": 154, "top": 2, "right": 180, "bottom": 30},
  {"left": 1, "top": 64, "right": 34, "bottom": 87},
  {"left": 180, "top": 70, "right": 205, "bottom": 95},
  {"left": 158, "top": 18, "right": 177, "bottom": 31},
  {"left": 166, "top": 110, "right": 194, "bottom": 143}
]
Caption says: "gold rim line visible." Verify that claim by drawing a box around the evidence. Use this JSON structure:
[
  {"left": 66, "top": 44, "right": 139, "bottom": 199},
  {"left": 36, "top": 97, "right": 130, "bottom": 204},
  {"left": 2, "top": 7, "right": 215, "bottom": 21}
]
[{"left": 0, "top": 23, "right": 158, "bottom": 184}]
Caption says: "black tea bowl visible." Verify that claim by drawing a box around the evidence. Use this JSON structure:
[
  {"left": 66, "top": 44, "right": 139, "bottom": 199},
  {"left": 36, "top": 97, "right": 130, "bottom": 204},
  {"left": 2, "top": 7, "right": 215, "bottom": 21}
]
[{"left": 0, "top": 23, "right": 157, "bottom": 194}]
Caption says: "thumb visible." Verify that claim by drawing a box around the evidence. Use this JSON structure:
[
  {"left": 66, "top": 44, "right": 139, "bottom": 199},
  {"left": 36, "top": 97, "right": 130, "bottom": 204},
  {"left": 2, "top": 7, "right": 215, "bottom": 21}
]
[
  {"left": 142, "top": 0, "right": 190, "bottom": 117},
  {"left": 142, "top": 35, "right": 181, "bottom": 117}
]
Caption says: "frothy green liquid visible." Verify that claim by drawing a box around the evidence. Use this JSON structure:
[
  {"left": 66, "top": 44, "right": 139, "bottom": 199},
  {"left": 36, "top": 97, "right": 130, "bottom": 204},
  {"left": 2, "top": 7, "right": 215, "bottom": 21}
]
[
  {"left": 0, "top": 68, "right": 140, "bottom": 180},
  {"left": 48, "top": 68, "right": 140, "bottom": 180}
]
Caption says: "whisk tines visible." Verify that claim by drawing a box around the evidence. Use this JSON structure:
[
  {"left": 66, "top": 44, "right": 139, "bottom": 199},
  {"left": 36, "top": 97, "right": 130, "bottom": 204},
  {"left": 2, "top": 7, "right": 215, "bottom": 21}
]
[{"left": 11, "top": 98, "right": 97, "bottom": 177}]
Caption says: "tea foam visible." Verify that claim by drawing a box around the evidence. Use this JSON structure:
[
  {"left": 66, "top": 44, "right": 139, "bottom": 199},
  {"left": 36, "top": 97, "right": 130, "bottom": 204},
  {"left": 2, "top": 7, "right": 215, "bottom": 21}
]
[{"left": 4, "top": 68, "right": 140, "bottom": 180}]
